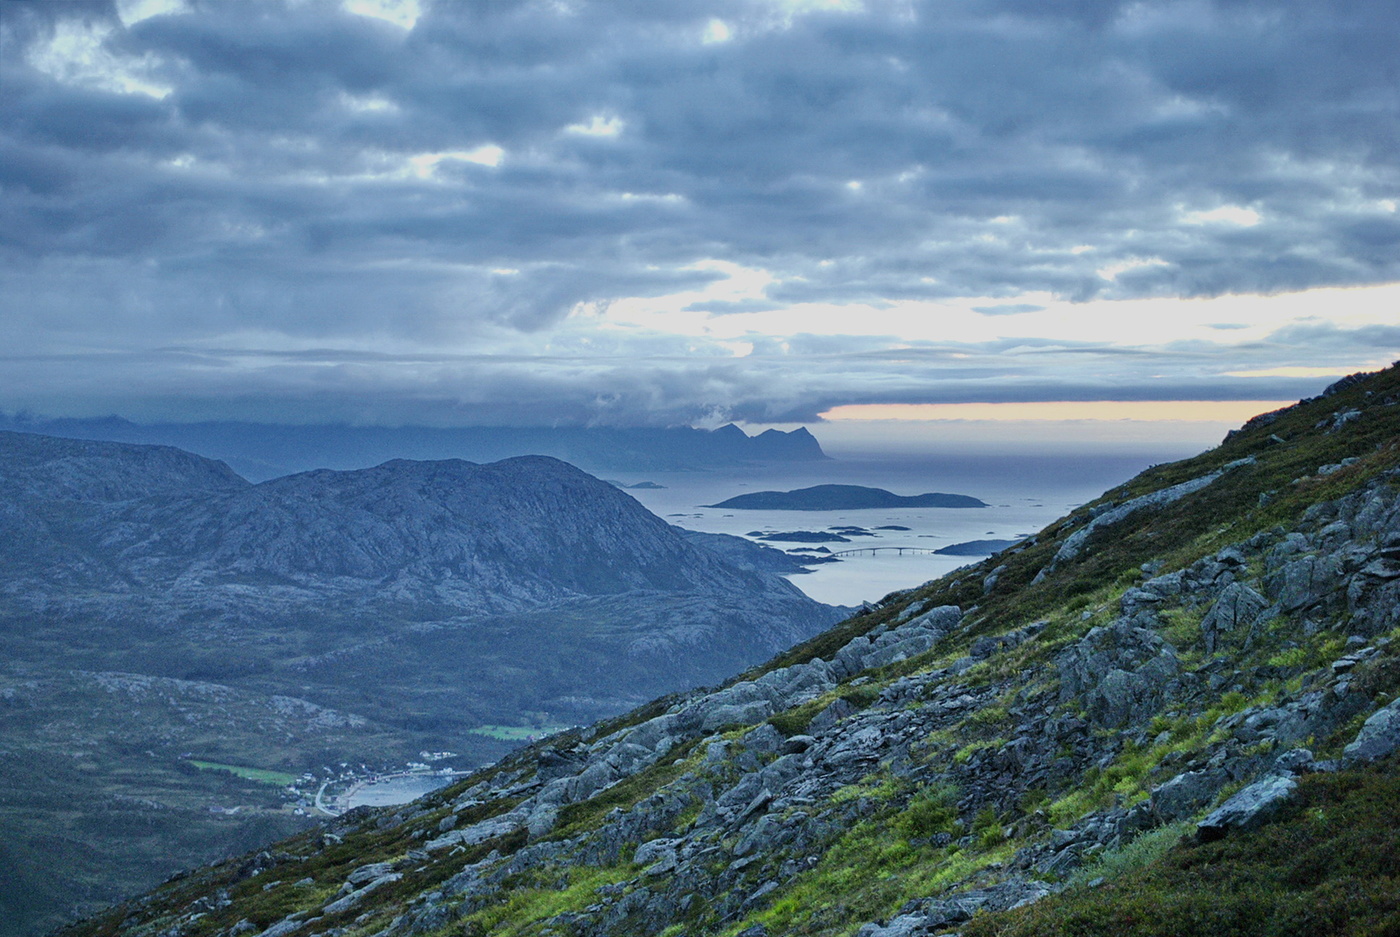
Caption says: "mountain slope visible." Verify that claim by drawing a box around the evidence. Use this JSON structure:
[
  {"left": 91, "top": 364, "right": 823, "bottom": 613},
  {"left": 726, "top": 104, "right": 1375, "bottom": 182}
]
[
  {"left": 59, "top": 363, "right": 1400, "bottom": 937},
  {"left": 1, "top": 444, "right": 839, "bottom": 681},
  {"left": 0, "top": 437, "right": 843, "bottom": 937}
]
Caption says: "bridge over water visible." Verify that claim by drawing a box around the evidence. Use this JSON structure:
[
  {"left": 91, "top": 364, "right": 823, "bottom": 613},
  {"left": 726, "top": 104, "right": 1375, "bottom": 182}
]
[{"left": 827, "top": 546, "right": 944, "bottom": 558}]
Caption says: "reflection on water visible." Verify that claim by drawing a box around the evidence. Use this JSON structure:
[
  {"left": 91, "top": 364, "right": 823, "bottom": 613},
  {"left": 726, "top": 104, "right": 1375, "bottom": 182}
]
[{"left": 344, "top": 774, "right": 458, "bottom": 808}]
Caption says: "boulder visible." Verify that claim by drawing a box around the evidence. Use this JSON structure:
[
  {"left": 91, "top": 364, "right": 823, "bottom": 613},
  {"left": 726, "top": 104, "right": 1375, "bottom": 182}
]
[
  {"left": 1150, "top": 770, "right": 1225, "bottom": 822},
  {"left": 322, "top": 873, "right": 401, "bottom": 914},
  {"left": 632, "top": 838, "right": 679, "bottom": 869},
  {"left": 1343, "top": 697, "right": 1400, "bottom": 764},
  {"left": 1197, "top": 774, "right": 1298, "bottom": 842},
  {"left": 345, "top": 861, "right": 395, "bottom": 886},
  {"left": 526, "top": 803, "right": 558, "bottom": 841},
  {"left": 1201, "top": 583, "right": 1270, "bottom": 653},
  {"left": 700, "top": 699, "right": 775, "bottom": 732}
]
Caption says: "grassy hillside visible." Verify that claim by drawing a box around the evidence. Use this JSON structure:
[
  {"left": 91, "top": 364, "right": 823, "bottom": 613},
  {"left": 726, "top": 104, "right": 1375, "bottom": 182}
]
[{"left": 55, "top": 363, "right": 1400, "bottom": 937}]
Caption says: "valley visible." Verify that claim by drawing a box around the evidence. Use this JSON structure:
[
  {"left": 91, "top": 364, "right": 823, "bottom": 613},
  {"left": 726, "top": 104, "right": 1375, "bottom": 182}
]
[{"left": 0, "top": 438, "right": 844, "bottom": 937}]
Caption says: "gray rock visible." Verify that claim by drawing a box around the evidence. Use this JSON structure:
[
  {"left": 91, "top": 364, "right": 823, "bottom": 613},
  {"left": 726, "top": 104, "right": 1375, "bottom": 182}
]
[
  {"left": 700, "top": 699, "right": 775, "bottom": 732},
  {"left": 808, "top": 697, "right": 857, "bottom": 734},
  {"left": 425, "top": 813, "right": 524, "bottom": 852},
  {"left": 855, "top": 879, "right": 1055, "bottom": 937},
  {"left": 1197, "top": 774, "right": 1298, "bottom": 842},
  {"left": 895, "top": 600, "right": 930, "bottom": 623},
  {"left": 1201, "top": 583, "right": 1269, "bottom": 653},
  {"left": 525, "top": 803, "right": 558, "bottom": 841},
  {"left": 322, "top": 874, "right": 401, "bottom": 914},
  {"left": 1054, "top": 467, "right": 1240, "bottom": 565},
  {"left": 1272, "top": 748, "right": 1315, "bottom": 775},
  {"left": 780, "top": 734, "right": 816, "bottom": 755},
  {"left": 741, "top": 723, "right": 785, "bottom": 755},
  {"left": 567, "top": 759, "right": 619, "bottom": 802},
  {"left": 632, "top": 838, "right": 679, "bottom": 873},
  {"left": 256, "top": 915, "right": 318, "bottom": 937},
  {"left": 1343, "top": 697, "right": 1400, "bottom": 764},
  {"left": 1150, "top": 770, "right": 1224, "bottom": 822},
  {"left": 1058, "top": 622, "right": 1181, "bottom": 727},
  {"left": 1235, "top": 707, "right": 1307, "bottom": 747},
  {"left": 345, "top": 862, "right": 395, "bottom": 887},
  {"left": 1267, "top": 555, "right": 1341, "bottom": 612}
]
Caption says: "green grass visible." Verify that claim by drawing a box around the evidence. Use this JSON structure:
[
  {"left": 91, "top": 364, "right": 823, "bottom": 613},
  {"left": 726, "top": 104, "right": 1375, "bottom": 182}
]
[
  {"left": 1067, "top": 821, "right": 1193, "bottom": 888},
  {"left": 964, "top": 765, "right": 1400, "bottom": 937},
  {"left": 187, "top": 761, "right": 299, "bottom": 787},
  {"left": 467, "top": 725, "right": 571, "bottom": 741},
  {"left": 736, "top": 815, "right": 1015, "bottom": 937},
  {"left": 461, "top": 865, "right": 635, "bottom": 936}
]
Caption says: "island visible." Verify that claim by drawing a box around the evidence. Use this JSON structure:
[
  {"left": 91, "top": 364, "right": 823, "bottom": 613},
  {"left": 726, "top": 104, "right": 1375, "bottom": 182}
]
[
  {"left": 705, "top": 484, "right": 987, "bottom": 511},
  {"left": 933, "top": 538, "right": 1022, "bottom": 556},
  {"left": 755, "top": 531, "right": 852, "bottom": 543},
  {"left": 604, "top": 480, "right": 667, "bottom": 489}
]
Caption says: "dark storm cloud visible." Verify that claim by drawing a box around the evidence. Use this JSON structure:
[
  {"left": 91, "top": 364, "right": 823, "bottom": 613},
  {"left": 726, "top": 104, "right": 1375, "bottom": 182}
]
[{"left": 1, "top": 0, "right": 1398, "bottom": 424}]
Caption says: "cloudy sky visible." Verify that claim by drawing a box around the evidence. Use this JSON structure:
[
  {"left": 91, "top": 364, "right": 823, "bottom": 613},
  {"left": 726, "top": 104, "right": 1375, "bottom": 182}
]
[{"left": 2, "top": 0, "right": 1397, "bottom": 440}]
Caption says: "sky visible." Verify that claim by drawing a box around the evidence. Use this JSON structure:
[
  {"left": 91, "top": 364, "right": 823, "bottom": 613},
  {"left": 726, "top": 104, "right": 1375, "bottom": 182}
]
[{"left": 2, "top": 0, "right": 1398, "bottom": 444}]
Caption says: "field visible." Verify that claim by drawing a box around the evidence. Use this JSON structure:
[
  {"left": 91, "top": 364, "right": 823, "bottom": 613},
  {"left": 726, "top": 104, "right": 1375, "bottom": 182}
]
[{"left": 188, "top": 761, "right": 299, "bottom": 787}]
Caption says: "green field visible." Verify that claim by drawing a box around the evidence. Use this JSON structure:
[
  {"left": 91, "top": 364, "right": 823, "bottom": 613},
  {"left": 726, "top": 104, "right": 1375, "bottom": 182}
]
[
  {"left": 467, "top": 725, "right": 570, "bottom": 741},
  {"left": 188, "top": 761, "right": 299, "bottom": 787}
]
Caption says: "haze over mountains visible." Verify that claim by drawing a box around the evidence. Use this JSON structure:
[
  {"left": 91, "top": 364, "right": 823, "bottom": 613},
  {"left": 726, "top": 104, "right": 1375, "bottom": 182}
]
[
  {"left": 0, "top": 431, "right": 843, "bottom": 937},
  {"left": 0, "top": 416, "right": 826, "bottom": 481}
]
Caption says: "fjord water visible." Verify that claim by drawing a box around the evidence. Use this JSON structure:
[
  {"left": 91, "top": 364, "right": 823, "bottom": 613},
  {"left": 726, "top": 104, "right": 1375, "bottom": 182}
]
[{"left": 624, "top": 448, "right": 1191, "bottom": 605}]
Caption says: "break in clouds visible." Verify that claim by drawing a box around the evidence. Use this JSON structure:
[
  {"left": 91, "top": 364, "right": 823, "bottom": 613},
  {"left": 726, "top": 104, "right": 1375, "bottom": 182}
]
[{"left": 1, "top": 0, "right": 1398, "bottom": 426}]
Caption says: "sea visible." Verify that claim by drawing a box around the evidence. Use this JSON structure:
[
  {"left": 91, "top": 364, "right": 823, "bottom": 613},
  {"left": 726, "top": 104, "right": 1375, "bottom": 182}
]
[{"left": 621, "top": 447, "right": 1199, "bottom": 607}]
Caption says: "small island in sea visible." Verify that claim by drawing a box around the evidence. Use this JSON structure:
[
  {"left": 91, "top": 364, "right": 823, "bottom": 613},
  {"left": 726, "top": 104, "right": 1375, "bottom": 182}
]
[
  {"left": 933, "top": 538, "right": 1022, "bottom": 556},
  {"left": 755, "top": 530, "right": 851, "bottom": 543},
  {"left": 705, "top": 483, "right": 987, "bottom": 511}
]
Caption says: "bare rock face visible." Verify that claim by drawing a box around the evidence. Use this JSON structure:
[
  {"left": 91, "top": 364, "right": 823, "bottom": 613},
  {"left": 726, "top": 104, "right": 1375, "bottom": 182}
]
[
  {"left": 1197, "top": 774, "right": 1299, "bottom": 842},
  {"left": 1, "top": 434, "right": 838, "bottom": 650},
  {"left": 1343, "top": 698, "right": 1400, "bottom": 765},
  {"left": 0, "top": 429, "right": 844, "bottom": 734}
]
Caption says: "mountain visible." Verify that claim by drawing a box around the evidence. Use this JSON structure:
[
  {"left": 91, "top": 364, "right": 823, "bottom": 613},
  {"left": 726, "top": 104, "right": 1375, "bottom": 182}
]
[
  {"left": 0, "top": 436, "right": 839, "bottom": 661},
  {"left": 61, "top": 364, "right": 1400, "bottom": 937},
  {"left": 706, "top": 483, "right": 988, "bottom": 510},
  {"left": 0, "top": 434, "right": 844, "bottom": 937},
  {"left": 0, "top": 418, "right": 827, "bottom": 481}
]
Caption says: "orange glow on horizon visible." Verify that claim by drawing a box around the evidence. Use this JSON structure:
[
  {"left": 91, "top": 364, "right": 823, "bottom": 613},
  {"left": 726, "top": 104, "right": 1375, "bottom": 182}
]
[{"left": 820, "top": 400, "right": 1297, "bottom": 423}]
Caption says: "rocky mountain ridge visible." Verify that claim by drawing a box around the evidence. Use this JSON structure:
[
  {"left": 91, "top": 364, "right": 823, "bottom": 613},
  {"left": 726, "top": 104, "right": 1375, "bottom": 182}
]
[
  {"left": 0, "top": 434, "right": 844, "bottom": 937},
  {"left": 0, "top": 418, "right": 828, "bottom": 481},
  {"left": 3, "top": 443, "right": 800, "bottom": 611},
  {"left": 64, "top": 364, "right": 1400, "bottom": 937},
  {"left": 1, "top": 440, "right": 841, "bottom": 688}
]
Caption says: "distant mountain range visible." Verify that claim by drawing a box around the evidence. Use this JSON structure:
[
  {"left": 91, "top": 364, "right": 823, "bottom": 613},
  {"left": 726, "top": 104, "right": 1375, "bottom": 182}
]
[
  {"left": 0, "top": 430, "right": 843, "bottom": 720},
  {"left": 0, "top": 415, "right": 826, "bottom": 480},
  {"left": 0, "top": 430, "right": 844, "bottom": 937},
  {"left": 706, "top": 483, "right": 988, "bottom": 510}
]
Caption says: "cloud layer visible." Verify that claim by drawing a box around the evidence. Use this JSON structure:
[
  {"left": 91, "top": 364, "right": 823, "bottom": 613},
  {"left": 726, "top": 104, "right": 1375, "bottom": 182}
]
[{"left": 2, "top": 0, "right": 1397, "bottom": 426}]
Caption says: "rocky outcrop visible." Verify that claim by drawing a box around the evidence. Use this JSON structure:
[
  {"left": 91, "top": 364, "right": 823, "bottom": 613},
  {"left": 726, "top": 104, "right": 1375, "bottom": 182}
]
[
  {"left": 1050, "top": 458, "right": 1254, "bottom": 566},
  {"left": 1197, "top": 773, "right": 1299, "bottom": 842},
  {"left": 1343, "top": 698, "right": 1400, "bottom": 764}
]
